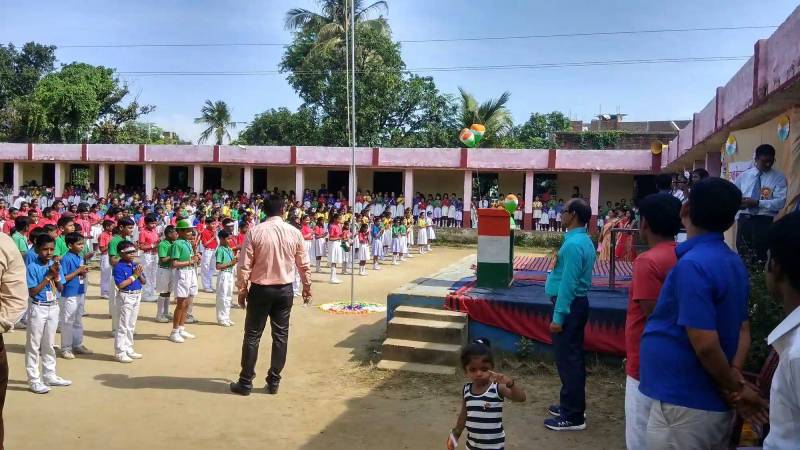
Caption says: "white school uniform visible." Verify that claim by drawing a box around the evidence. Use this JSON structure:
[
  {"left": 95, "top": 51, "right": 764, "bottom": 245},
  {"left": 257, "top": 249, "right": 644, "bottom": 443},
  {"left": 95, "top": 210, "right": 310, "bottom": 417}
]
[
  {"left": 114, "top": 289, "right": 142, "bottom": 358},
  {"left": 26, "top": 297, "right": 59, "bottom": 384},
  {"left": 357, "top": 237, "right": 371, "bottom": 261},
  {"left": 417, "top": 225, "right": 428, "bottom": 245},
  {"left": 426, "top": 217, "right": 436, "bottom": 240},
  {"left": 59, "top": 294, "right": 84, "bottom": 353},
  {"left": 328, "top": 240, "right": 344, "bottom": 264},
  {"left": 433, "top": 206, "right": 442, "bottom": 219},
  {"left": 371, "top": 231, "right": 384, "bottom": 258},
  {"left": 441, "top": 205, "right": 450, "bottom": 220},
  {"left": 155, "top": 266, "right": 174, "bottom": 318},
  {"left": 216, "top": 264, "right": 234, "bottom": 324},
  {"left": 313, "top": 235, "right": 327, "bottom": 259},
  {"left": 175, "top": 267, "right": 199, "bottom": 298},
  {"left": 141, "top": 251, "right": 158, "bottom": 301},
  {"left": 200, "top": 246, "right": 216, "bottom": 291},
  {"left": 100, "top": 254, "right": 112, "bottom": 297}
]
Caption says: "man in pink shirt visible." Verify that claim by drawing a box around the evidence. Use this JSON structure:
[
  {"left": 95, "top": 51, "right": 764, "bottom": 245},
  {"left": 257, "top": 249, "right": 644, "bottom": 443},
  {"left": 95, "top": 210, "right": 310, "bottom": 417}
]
[{"left": 230, "top": 195, "right": 311, "bottom": 396}]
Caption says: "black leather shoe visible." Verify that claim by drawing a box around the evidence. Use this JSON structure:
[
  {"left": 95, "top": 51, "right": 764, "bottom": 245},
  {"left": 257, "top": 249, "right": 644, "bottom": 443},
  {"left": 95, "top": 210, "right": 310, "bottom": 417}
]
[
  {"left": 229, "top": 382, "right": 251, "bottom": 396},
  {"left": 265, "top": 382, "right": 280, "bottom": 395}
]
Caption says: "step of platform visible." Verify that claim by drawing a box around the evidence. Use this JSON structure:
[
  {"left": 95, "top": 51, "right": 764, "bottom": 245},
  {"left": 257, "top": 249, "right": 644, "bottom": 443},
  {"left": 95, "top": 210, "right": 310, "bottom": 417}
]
[
  {"left": 393, "top": 306, "right": 467, "bottom": 324},
  {"left": 381, "top": 338, "right": 462, "bottom": 366},
  {"left": 386, "top": 317, "right": 467, "bottom": 345},
  {"left": 375, "top": 359, "right": 455, "bottom": 375}
]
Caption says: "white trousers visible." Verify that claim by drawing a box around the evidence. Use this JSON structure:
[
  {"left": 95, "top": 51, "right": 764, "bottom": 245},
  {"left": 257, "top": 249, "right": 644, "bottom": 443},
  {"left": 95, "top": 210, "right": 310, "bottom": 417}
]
[
  {"left": 141, "top": 253, "right": 158, "bottom": 301},
  {"left": 109, "top": 285, "right": 119, "bottom": 331},
  {"left": 201, "top": 248, "right": 216, "bottom": 290},
  {"left": 215, "top": 271, "right": 233, "bottom": 323},
  {"left": 114, "top": 291, "right": 142, "bottom": 356},
  {"left": 100, "top": 254, "right": 111, "bottom": 297},
  {"left": 59, "top": 295, "right": 84, "bottom": 352},
  {"left": 157, "top": 295, "right": 171, "bottom": 318},
  {"left": 25, "top": 302, "right": 59, "bottom": 383},
  {"left": 625, "top": 376, "right": 653, "bottom": 450}
]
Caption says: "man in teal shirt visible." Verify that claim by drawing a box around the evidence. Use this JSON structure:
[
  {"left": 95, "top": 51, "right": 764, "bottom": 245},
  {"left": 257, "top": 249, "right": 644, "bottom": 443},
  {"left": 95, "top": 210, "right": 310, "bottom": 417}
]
[{"left": 544, "top": 198, "right": 596, "bottom": 431}]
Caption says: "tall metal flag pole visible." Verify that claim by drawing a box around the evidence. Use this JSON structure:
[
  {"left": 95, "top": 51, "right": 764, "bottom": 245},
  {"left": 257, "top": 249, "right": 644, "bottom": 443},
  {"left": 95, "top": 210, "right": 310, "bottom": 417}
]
[{"left": 348, "top": 0, "right": 358, "bottom": 307}]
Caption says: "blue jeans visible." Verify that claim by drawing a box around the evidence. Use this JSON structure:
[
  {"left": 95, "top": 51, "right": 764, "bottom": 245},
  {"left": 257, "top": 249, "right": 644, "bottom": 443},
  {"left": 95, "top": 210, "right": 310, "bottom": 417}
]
[{"left": 551, "top": 296, "right": 589, "bottom": 423}]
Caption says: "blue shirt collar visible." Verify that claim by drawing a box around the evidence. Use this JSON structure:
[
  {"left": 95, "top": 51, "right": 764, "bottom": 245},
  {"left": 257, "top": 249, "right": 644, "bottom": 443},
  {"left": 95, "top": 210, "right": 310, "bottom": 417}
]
[
  {"left": 676, "top": 232, "right": 724, "bottom": 258},
  {"left": 564, "top": 227, "right": 587, "bottom": 238}
]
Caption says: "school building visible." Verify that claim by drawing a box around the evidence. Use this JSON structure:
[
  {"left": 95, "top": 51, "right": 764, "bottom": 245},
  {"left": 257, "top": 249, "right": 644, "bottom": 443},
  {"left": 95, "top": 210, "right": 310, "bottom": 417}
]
[
  {"left": 0, "top": 143, "right": 664, "bottom": 230},
  {"left": 661, "top": 4, "right": 800, "bottom": 215}
]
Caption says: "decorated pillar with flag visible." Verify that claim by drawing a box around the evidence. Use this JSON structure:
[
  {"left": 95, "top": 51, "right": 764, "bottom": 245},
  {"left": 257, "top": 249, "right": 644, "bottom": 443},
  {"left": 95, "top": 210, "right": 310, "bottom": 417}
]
[{"left": 477, "top": 208, "right": 514, "bottom": 288}]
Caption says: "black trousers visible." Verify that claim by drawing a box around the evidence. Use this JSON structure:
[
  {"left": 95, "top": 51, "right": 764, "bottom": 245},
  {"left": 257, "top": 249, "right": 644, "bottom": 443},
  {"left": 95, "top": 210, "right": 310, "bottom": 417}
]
[
  {"left": 551, "top": 296, "right": 589, "bottom": 423},
  {"left": 1, "top": 335, "right": 6, "bottom": 450},
  {"left": 736, "top": 215, "right": 772, "bottom": 265},
  {"left": 238, "top": 283, "right": 293, "bottom": 388}
]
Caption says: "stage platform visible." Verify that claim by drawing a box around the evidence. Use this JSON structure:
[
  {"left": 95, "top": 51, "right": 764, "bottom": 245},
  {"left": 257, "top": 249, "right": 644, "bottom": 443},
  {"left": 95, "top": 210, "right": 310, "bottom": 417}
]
[{"left": 387, "top": 255, "right": 631, "bottom": 356}]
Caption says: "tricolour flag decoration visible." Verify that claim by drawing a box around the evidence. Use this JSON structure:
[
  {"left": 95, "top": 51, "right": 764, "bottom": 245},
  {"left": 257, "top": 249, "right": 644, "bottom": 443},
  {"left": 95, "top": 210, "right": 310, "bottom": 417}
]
[{"left": 476, "top": 209, "right": 514, "bottom": 288}]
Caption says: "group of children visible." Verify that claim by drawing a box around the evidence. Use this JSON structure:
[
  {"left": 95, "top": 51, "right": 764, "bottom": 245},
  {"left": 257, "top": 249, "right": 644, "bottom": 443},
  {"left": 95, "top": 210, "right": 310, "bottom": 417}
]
[{"left": 295, "top": 208, "right": 437, "bottom": 284}]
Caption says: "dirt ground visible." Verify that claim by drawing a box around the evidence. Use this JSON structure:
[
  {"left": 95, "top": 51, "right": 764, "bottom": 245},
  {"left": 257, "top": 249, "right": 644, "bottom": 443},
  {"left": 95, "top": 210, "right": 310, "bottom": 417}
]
[{"left": 4, "top": 246, "right": 625, "bottom": 450}]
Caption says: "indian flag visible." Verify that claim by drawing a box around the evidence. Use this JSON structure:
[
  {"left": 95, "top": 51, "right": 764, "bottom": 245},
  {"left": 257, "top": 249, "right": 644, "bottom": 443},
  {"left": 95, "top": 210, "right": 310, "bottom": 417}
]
[{"left": 476, "top": 209, "right": 513, "bottom": 288}]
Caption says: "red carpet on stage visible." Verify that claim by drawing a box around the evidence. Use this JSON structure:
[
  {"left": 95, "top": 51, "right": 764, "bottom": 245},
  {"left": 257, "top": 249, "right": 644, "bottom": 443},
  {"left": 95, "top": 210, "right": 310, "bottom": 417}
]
[{"left": 452, "top": 256, "right": 631, "bottom": 356}]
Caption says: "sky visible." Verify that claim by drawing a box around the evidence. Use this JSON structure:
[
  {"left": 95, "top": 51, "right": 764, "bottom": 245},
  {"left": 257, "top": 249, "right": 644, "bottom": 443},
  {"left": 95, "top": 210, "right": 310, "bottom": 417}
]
[{"left": 2, "top": 0, "right": 798, "bottom": 143}]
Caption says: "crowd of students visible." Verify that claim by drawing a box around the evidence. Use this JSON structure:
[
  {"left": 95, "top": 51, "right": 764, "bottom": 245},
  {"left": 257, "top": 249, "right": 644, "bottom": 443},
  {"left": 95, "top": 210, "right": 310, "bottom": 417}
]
[{"left": 1, "top": 183, "right": 447, "bottom": 394}]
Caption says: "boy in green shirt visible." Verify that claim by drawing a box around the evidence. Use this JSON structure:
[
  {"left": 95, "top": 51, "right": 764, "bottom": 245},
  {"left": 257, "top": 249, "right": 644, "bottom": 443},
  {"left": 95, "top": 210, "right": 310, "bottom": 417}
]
[
  {"left": 54, "top": 216, "right": 76, "bottom": 259},
  {"left": 168, "top": 220, "right": 200, "bottom": 343},
  {"left": 214, "top": 230, "right": 237, "bottom": 327},
  {"left": 155, "top": 225, "right": 178, "bottom": 323},
  {"left": 11, "top": 216, "right": 31, "bottom": 254}
]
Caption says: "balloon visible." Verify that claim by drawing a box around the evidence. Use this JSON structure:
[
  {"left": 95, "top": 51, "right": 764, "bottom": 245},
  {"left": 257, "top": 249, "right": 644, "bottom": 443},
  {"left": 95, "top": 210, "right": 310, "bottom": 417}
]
[
  {"left": 459, "top": 128, "right": 476, "bottom": 148},
  {"left": 470, "top": 124, "right": 486, "bottom": 144},
  {"left": 503, "top": 193, "right": 518, "bottom": 216}
]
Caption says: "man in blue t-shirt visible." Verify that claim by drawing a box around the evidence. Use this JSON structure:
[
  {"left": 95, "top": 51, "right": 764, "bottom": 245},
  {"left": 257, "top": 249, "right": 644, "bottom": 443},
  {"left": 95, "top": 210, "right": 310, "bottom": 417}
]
[{"left": 639, "top": 178, "right": 767, "bottom": 449}]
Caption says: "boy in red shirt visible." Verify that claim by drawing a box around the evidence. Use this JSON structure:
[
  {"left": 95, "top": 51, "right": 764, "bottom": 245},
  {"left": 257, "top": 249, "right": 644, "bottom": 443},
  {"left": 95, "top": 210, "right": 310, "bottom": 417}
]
[
  {"left": 199, "top": 217, "right": 218, "bottom": 293},
  {"left": 138, "top": 214, "right": 160, "bottom": 302},
  {"left": 98, "top": 220, "right": 115, "bottom": 298},
  {"left": 624, "top": 193, "right": 681, "bottom": 449}
]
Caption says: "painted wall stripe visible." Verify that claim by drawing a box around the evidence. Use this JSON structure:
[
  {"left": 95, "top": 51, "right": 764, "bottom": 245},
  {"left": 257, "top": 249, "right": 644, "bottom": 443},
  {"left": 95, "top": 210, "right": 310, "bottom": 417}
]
[{"left": 477, "top": 236, "right": 511, "bottom": 264}]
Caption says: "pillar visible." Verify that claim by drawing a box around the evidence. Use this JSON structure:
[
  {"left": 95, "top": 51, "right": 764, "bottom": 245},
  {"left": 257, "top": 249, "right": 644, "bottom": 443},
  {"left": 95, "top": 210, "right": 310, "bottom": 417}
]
[
  {"left": 243, "top": 166, "right": 253, "bottom": 195},
  {"left": 12, "top": 162, "right": 23, "bottom": 198},
  {"left": 295, "top": 166, "right": 304, "bottom": 202},
  {"left": 403, "top": 168, "right": 414, "bottom": 210},
  {"left": 463, "top": 170, "right": 473, "bottom": 228},
  {"left": 348, "top": 168, "right": 356, "bottom": 206},
  {"left": 192, "top": 164, "right": 203, "bottom": 194},
  {"left": 589, "top": 172, "right": 600, "bottom": 234},
  {"left": 523, "top": 170, "right": 534, "bottom": 230},
  {"left": 54, "top": 162, "right": 66, "bottom": 198},
  {"left": 705, "top": 151, "right": 722, "bottom": 177},
  {"left": 98, "top": 164, "right": 109, "bottom": 198},
  {"left": 145, "top": 164, "right": 155, "bottom": 201}
]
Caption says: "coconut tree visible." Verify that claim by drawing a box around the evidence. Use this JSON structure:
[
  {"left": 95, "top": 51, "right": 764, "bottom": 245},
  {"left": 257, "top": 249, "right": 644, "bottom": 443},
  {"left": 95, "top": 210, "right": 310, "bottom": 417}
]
[
  {"left": 285, "top": 0, "right": 389, "bottom": 57},
  {"left": 458, "top": 87, "right": 513, "bottom": 146},
  {"left": 194, "top": 100, "right": 235, "bottom": 145}
]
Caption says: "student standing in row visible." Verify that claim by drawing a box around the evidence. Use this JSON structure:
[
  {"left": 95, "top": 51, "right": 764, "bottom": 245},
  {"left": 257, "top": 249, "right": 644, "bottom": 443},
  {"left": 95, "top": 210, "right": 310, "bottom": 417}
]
[
  {"left": 169, "top": 220, "right": 200, "bottom": 343},
  {"left": 112, "top": 241, "right": 146, "bottom": 363},
  {"left": 215, "top": 230, "right": 236, "bottom": 327},
  {"left": 25, "top": 234, "right": 71, "bottom": 394},
  {"left": 107, "top": 218, "right": 135, "bottom": 334},
  {"left": 98, "top": 220, "right": 114, "bottom": 299},
  {"left": 58, "top": 232, "right": 93, "bottom": 360},
  {"left": 155, "top": 226, "right": 177, "bottom": 323},
  {"left": 200, "top": 217, "right": 218, "bottom": 293},
  {"left": 138, "top": 214, "right": 160, "bottom": 302}
]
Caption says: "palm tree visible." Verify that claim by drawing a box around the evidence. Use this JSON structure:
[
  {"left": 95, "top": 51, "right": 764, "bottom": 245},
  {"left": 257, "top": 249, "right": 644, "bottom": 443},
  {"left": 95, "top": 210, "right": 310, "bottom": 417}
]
[
  {"left": 458, "top": 87, "right": 513, "bottom": 146},
  {"left": 194, "top": 100, "right": 235, "bottom": 145},
  {"left": 285, "top": 0, "right": 390, "bottom": 56}
]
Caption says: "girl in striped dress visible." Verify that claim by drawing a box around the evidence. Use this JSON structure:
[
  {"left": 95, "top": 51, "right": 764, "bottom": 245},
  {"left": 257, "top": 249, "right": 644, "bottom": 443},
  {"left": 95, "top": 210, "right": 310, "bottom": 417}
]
[{"left": 447, "top": 339, "right": 527, "bottom": 450}]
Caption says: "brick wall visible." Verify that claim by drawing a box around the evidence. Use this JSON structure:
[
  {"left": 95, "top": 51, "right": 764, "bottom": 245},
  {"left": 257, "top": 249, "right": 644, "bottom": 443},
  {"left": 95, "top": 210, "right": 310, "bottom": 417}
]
[{"left": 554, "top": 131, "right": 678, "bottom": 150}]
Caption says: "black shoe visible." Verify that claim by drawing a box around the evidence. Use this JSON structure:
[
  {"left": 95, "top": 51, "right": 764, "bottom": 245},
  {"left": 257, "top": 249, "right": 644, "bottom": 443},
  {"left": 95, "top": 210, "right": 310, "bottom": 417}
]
[
  {"left": 548, "top": 404, "right": 561, "bottom": 417},
  {"left": 229, "top": 382, "right": 251, "bottom": 396},
  {"left": 265, "top": 382, "right": 280, "bottom": 395}
]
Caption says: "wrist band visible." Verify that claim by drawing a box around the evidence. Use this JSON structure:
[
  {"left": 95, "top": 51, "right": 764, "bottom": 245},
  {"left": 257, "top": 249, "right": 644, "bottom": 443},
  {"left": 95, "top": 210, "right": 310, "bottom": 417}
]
[{"left": 129, "top": 275, "right": 136, "bottom": 282}]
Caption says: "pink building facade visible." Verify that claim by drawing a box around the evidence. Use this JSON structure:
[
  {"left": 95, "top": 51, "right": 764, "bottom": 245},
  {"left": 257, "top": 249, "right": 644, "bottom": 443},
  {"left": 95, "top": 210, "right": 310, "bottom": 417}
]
[{"left": 0, "top": 143, "right": 661, "bottom": 231}]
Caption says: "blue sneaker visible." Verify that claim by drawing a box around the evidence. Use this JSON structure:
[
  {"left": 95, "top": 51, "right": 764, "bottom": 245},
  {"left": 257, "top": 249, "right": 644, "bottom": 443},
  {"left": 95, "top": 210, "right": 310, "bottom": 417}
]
[
  {"left": 544, "top": 417, "right": 586, "bottom": 431},
  {"left": 548, "top": 405, "right": 587, "bottom": 418}
]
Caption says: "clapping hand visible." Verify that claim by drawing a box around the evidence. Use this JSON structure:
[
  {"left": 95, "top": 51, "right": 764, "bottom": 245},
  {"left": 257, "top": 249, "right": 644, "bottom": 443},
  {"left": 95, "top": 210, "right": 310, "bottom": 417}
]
[
  {"left": 134, "top": 264, "right": 144, "bottom": 277},
  {"left": 49, "top": 261, "right": 61, "bottom": 278}
]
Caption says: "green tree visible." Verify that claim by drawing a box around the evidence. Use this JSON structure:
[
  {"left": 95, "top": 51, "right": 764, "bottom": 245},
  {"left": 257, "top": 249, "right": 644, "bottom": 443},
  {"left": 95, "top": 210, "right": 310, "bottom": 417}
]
[
  {"left": 458, "top": 87, "right": 513, "bottom": 147},
  {"left": 236, "top": 107, "right": 321, "bottom": 145},
  {"left": 10, "top": 63, "right": 153, "bottom": 143},
  {"left": 194, "top": 99, "right": 235, "bottom": 145},
  {"left": 93, "top": 121, "right": 188, "bottom": 144},
  {"left": 285, "top": 0, "right": 389, "bottom": 55},
  {"left": 0, "top": 42, "right": 56, "bottom": 109},
  {"left": 514, "top": 111, "right": 572, "bottom": 148}
]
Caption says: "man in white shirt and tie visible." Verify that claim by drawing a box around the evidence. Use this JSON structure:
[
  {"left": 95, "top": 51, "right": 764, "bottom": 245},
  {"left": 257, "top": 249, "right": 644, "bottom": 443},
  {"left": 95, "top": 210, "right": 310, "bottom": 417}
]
[
  {"left": 763, "top": 211, "right": 800, "bottom": 449},
  {"left": 734, "top": 144, "right": 787, "bottom": 265}
]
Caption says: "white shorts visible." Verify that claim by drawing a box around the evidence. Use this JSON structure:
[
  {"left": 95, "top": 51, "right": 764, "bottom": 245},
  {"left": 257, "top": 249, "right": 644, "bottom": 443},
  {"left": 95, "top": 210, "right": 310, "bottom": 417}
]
[
  {"left": 174, "top": 268, "right": 198, "bottom": 298},
  {"left": 156, "top": 267, "right": 174, "bottom": 293}
]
